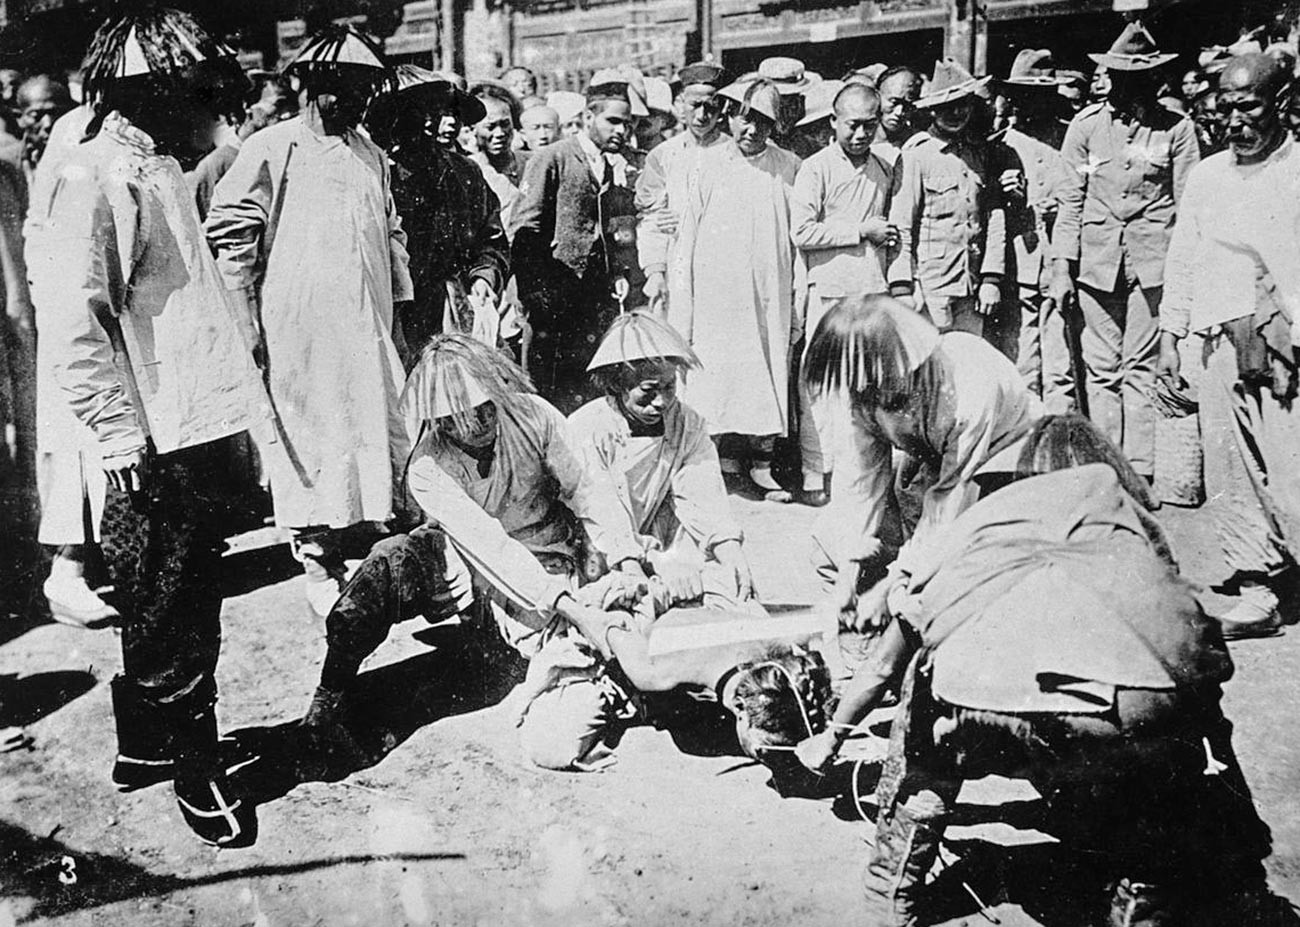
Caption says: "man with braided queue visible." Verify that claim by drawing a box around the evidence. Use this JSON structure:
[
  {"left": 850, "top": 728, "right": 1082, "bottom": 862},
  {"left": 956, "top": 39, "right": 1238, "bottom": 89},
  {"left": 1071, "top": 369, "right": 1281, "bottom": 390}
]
[{"left": 31, "top": 8, "right": 268, "bottom": 847}]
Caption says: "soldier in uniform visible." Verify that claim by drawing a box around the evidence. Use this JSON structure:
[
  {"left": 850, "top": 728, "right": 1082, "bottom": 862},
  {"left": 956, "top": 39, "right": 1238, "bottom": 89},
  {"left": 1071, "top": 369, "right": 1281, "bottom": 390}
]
[
  {"left": 1051, "top": 21, "right": 1200, "bottom": 479},
  {"left": 887, "top": 59, "right": 1018, "bottom": 340},
  {"left": 993, "top": 49, "right": 1075, "bottom": 410},
  {"left": 511, "top": 73, "right": 644, "bottom": 413}
]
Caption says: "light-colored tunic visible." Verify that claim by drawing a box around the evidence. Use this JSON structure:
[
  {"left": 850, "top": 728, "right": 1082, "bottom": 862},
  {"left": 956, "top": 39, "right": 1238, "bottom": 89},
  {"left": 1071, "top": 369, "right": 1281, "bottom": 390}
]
[
  {"left": 566, "top": 397, "right": 742, "bottom": 557},
  {"left": 205, "top": 117, "right": 414, "bottom": 529},
  {"left": 406, "top": 393, "right": 641, "bottom": 655},
  {"left": 634, "top": 129, "right": 728, "bottom": 278},
  {"left": 31, "top": 113, "right": 266, "bottom": 463},
  {"left": 669, "top": 140, "right": 801, "bottom": 437},
  {"left": 25, "top": 106, "right": 105, "bottom": 544},
  {"left": 827, "top": 332, "right": 1041, "bottom": 569}
]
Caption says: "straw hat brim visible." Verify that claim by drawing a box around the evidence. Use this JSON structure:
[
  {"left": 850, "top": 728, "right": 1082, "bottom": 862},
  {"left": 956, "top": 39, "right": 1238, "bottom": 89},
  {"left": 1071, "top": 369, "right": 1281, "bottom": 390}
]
[
  {"left": 718, "top": 82, "right": 780, "bottom": 122},
  {"left": 1000, "top": 75, "right": 1062, "bottom": 90},
  {"left": 586, "top": 313, "right": 701, "bottom": 372},
  {"left": 1087, "top": 51, "right": 1178, "bottom": 71},
  {"left": 915, "top": 75, "right": 991, "bottom": 109}
]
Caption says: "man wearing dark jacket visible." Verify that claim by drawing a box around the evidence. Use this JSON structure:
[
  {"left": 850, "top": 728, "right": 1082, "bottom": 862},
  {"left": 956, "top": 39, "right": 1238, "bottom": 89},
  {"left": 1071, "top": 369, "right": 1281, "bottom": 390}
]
[
  {"left": 368, "top": 69, "right": 510, "bottom": 360},
  {"left": 511, "top": 74, "right": 644, "bottom": 413}
]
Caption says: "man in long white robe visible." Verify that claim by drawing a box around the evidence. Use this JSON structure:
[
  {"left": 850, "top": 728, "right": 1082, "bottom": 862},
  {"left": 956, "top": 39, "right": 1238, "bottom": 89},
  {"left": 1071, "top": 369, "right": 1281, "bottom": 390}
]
[
  {"left": 205, "top": 29, "right": 413, "bottom": 612},
  {"left": 668, "top": 79, "right": 801, "bottom": 494}
]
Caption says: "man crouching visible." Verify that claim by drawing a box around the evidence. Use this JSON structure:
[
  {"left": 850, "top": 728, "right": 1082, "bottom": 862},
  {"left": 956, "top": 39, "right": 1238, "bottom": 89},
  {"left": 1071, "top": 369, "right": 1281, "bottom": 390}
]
[{"left": 300, "top": 335, "right": 649, "bottom": 770}]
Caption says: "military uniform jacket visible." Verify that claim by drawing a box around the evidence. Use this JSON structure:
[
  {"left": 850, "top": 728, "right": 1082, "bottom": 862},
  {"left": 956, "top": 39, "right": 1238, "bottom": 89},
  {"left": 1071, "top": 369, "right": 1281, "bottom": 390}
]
[
  {"left": 886, "top": 131, "right": 1014, "bottom": 301},
  {"left": 1054, "top": 101, "right": 1200, "bottom": 291},
  {"left": 999, "top": 127, "right": 1067, "bottom": 290}
]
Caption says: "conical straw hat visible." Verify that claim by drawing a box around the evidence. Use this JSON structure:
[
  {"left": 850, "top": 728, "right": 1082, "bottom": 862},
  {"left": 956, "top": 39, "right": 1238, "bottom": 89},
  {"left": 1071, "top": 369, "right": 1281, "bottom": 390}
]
[{"left": 587, "top": 312, "right": 701, "bottom": 372}]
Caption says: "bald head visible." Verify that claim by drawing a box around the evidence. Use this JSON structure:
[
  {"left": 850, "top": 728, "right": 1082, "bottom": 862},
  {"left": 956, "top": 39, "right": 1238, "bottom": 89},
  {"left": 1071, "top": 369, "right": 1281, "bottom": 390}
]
[
  {"left": 1219, "top": 52, "right": 1292, "bottom": 163},
  {"left": 1221, "top": 52, "right": 1290, "bottom": 99},
  {"left": 833, "top": 81, "right": 880, "bottom": 117},
  {"left": 832, "top": 82, "right": 882, "bottom": 161},
  {"left": 17, "top": 74, "right": 71, "bottom": 113}
]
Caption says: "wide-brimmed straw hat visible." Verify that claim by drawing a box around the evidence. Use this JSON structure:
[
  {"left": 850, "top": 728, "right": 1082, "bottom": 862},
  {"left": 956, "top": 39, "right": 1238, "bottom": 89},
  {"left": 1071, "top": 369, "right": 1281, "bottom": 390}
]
[
  {"left": 82, "top": 8, "right": 241, "bottom": 102},
  {"left": 758, "top": 56, "right": 818, "bottom": 95},
  {"left": 796, "top": 79, "right": 845, "bottom": 127},
  {"left": 369, "top": 64, "right": 485, "bottom": 130},
  {"left": 401, "top": 334, "right": 533, "bottom": 430},
  {"left": 916, "top": 59, "right": 992, "bottom": 109},
  {"left": 1088, "top": 21, "right": 1177, "bottom": 71},
  {"left": 587, "top": 311, "right": 701, "bottom": 372},
  {"left": 718, "top": 78, "right": 782, "bottom": 122}
]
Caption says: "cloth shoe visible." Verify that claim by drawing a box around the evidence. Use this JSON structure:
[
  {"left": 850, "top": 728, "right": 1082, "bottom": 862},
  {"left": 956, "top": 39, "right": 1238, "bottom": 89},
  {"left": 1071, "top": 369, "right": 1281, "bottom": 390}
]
[
  {"left": 1218, "top": 582, "right": 1284, "bottom": 640},
  {"left": 44, "top": 570, "right": 119, "bottom": 629},
  {"left": 111, "top": 674, "right": 177, "bottom": 791},
  {"left": 111, "top": 675, "right": 261, "bottom": 792},
  {"left": 170, "top": 684, "right": 258, "bottom": 848},
  {"left": 297, "top": 685, "right": 369, "bottom": 776}
]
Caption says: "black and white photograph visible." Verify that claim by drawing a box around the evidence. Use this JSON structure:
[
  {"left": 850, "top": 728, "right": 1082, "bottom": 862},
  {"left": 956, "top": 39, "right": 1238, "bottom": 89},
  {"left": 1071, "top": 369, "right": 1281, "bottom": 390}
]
[{"left": 0, "top": 0, "right": 1298, "bottom": 923}]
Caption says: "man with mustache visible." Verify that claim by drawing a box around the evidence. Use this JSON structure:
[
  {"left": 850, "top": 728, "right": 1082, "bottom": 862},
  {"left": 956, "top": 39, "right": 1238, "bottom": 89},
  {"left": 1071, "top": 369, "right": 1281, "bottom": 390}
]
[
  {"left": 1159, "top": 52, "right": 1300, "bottom": 640},
  {"left": 206, "top": 25, "right": 414, "bottom": 617}
]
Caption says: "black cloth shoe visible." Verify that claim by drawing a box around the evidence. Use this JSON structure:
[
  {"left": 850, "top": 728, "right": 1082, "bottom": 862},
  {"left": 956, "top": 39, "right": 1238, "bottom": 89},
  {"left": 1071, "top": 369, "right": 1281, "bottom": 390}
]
[
  {"left": 170, "top": 683, "right": 258, "bottom": 848},
  {"left": 111, "top": 675, "right": 176, "bottom": 792},
  {"left": 174, "top": 772, "right": 259, "bottom": 848}
]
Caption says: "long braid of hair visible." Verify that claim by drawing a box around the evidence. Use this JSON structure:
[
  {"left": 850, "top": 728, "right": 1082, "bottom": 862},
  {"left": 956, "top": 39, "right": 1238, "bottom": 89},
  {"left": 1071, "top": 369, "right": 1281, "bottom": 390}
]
[{"left": 733, "top": 645, "right": 836, "bottom": 748}]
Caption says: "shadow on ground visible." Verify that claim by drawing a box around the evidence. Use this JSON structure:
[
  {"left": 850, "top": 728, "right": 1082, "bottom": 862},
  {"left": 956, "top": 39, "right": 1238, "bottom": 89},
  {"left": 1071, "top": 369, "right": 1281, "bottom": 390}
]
[
  {"left": 0, "top": 670, "right": 96, "bottom": 728},
  {"left": 228, "top": 621, "right": 528, "bottom": 806},
  {"left": 0, "top": 819, "right": 464, "bottom": 922}
]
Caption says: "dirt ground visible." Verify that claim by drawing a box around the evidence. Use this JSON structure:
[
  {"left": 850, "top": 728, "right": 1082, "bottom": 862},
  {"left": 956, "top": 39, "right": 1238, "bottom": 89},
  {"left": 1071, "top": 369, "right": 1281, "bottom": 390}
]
[{"left": 2, "top": 496, "right": 1298, "bottom": 927}]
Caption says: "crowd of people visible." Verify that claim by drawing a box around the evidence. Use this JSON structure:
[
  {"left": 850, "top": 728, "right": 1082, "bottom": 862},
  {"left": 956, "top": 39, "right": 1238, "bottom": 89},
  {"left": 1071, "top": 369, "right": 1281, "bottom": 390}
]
[{"left": 1, "top": 4, "right": 1300, "bottom": 925}]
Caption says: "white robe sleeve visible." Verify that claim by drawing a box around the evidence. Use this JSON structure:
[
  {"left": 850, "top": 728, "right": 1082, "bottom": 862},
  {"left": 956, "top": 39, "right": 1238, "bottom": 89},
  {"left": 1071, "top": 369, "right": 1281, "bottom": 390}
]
[
  {"left": 204, "top": 139, "right": 273, "bottom": 295},
  {"left": 670, "top": 408, "right": 743, "bottom": 553},
  {"left": 407, "top": 453, "right": 570, "bottom": 624},
  {"left": 42, "top": 165, "right": 147, "bottom": 458}
]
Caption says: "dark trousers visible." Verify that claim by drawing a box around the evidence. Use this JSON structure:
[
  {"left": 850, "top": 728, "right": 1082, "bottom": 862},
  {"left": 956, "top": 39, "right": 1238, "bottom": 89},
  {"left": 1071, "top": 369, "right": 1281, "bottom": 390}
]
[
  {"left": 523, "top": 265, "right": 637, "bottom": 415},
  {"left": 100, "top": 437, "right": 240, "bottom": 703},
  {"left": 873, "top": 657, "right": 1271, "bottom": 900},
  {"left": 319, "top": 525, "right": 455, "bottom": 691}
]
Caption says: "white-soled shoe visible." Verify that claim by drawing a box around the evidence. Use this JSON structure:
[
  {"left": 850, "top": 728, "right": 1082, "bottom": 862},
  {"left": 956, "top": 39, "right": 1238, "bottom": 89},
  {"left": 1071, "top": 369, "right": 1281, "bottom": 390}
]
[
  {"left": 44, "top": 573, "right": 119, "bottom": 629},
  {"left": 1218, "top": 582, "right": 1284, "bottom": 641}
]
